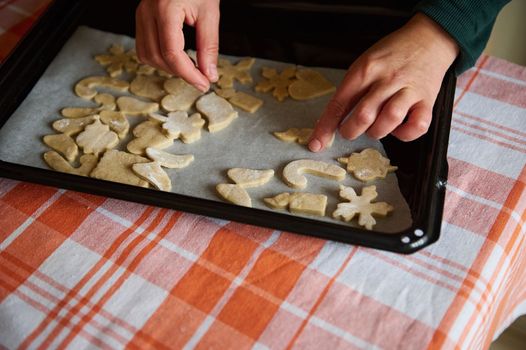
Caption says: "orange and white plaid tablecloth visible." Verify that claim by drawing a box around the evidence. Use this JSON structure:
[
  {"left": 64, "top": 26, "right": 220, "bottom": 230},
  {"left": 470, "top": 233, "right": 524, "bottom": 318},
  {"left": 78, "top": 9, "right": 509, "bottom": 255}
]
[{"left": 1, "top": 1, "right": 525, "bottom": 349}]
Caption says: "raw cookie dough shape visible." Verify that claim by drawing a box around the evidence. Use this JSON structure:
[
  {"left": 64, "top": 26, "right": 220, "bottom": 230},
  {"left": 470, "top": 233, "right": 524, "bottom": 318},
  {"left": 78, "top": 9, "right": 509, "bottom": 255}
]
[
  {"left": 288, "top": 69, "right": 336, "bottom": 100},
  {"left": 216, "top": 184, "right": 252, "bottom": 207},
  {"left": 145, "top": 148, "right": 194, "bottom": 169},
  {"left": 90, "top": 150, "right": 149, "bottom": 187},
  {"left": 52, "top": 115, "right": 97, "bottom": 136},
  {"left": 255, "top": 66, "right": 296, "bottom": 102},
  {"left": 116, "top": 96, "right": 159, "bottom": 116},
  {"left": 130, "top": 74, "right": 166, "bottom": 101},
  {"left": 273, "top": 128, "right": 313, "bottom": 145},
  {"left": 214, "top": 88, "right": 263, "bottom": 113},
  {"left": 264, "top": 192, "right": 327, "bottom": 216},
  {"left": 136, "top": 64, "right": 157, "bottom": 76},
  {"left": 76, "top": 118, "right": 119, "bottom": 156},
  {"left": 149, "top": 111, "right": 205, "bottom": 143},
  {"left": 95, "top": 44, "right": 139, "bottom": 77},
  {"left": 127, "top": 120, "right": 175, "bottom": 155},
  {"left": 99, "top": 110, "right": 130, "bottom": 139},
  {"left": 161, "top": 78, "right": 203, "bottom": 111},
  {"left": 283, "top": 159, "right": 346, "bottom": 189},
  {"left": 338, "top": 148, "right": 398, "bottom": 182},
  {"left": 273, "top": 128, "right": 335, "bottom": 147},
  {"left": 43, "top": 134, "right": 78, "bottom": 162},
  {"left": 217, "top": 57, "right": 256, "bottom": 88},
  {"left": 333, "top": 185, "right": 394, "bottom": 230},
  {"left": 227, "top": 168, "right": 274, "bottom": 188},
  {"left": 43, "top": 151, "right": 98, "bottom": 177},
  {"left": 61, "top": 93, "right": 116, "bottom": 118},
  {"left": 196, "top": 92, "right": 238, "bottom": 132},
  {"left": 75, "top": 76, "right": 129, "bottom": 100},
  {"left": 132, "top": 162, "right": 172, "bottom": 191},
  {"left": 136, "top": 64, "right": 172, "bottom": 78}
]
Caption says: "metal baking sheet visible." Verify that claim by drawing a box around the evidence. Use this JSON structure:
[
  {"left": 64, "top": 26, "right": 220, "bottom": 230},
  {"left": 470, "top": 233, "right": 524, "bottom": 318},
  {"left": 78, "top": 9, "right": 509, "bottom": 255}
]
[{"left": 0, "top": 26, "right": 412, "bottom": 233}]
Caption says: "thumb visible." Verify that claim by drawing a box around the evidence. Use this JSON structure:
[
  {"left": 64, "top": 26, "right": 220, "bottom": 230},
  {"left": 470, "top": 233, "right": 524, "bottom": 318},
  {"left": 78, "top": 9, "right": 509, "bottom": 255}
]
[{"left": 196, "top": 2, "right": 220, "bottom": 82}]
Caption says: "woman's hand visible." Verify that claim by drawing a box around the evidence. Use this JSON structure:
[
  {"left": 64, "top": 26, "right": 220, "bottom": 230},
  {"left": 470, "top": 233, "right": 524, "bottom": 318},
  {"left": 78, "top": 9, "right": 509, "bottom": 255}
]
[
  {"left": 135, "top": 0, "right": 220, "bottom": 92},
  {"left": 308, "top": 13, "right": 459, "bottom": 152}
]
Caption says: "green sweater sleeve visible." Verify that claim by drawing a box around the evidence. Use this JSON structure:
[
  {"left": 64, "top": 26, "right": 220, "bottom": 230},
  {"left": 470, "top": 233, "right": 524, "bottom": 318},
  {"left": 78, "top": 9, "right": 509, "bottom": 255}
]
[{"left": 414, "top": 0, "right": 510, "bottom": 75}]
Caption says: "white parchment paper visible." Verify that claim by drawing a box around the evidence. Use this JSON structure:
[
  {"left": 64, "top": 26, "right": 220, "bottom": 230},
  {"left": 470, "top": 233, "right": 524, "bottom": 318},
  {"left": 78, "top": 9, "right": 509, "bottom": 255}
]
[{"left": 0, "top": 26, "right": 412, "bottom": 233}]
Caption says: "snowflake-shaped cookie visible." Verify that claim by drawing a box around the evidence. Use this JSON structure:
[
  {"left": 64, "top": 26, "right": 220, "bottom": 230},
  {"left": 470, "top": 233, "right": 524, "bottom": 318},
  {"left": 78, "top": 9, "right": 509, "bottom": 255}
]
[
  {"left": 332, "top": 185, "right": 393, "bottom": 230},
  {"left": 95, "top": 44, "right": 139, "bottom": 77},
  {"left": 255, "top": 67, "right": 296, "bottom": 101},
  {"left": 338, "top": 148, "right": 397, "bottom": 182},
  {"left": 216, "top": 57, "right": 255, "bottom": 88}
]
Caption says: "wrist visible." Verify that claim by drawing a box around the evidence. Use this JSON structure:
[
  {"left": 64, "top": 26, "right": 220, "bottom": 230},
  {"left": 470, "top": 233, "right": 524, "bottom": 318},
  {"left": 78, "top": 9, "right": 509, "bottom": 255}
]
[{"left": 407, "top": 13, "right": 459, "bottom": 67}]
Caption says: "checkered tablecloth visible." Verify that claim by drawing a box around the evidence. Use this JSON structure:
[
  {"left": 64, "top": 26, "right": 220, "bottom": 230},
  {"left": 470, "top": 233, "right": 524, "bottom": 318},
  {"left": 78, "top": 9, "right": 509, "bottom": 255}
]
[{"left": 1, "top": 1, "right": 525, "bottom": 349}]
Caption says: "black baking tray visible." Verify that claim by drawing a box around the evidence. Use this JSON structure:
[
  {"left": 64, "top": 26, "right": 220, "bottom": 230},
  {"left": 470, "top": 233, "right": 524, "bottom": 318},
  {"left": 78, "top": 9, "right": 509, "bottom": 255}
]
[{"left": 0, "top": 0, "right": 454, "bottom": 253}]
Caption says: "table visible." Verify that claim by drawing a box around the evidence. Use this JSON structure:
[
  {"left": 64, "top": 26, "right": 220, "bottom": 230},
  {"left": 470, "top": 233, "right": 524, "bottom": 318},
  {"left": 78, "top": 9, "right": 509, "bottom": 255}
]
[{"left": 1, "top": 1, "right": 525, "bottom": 349}]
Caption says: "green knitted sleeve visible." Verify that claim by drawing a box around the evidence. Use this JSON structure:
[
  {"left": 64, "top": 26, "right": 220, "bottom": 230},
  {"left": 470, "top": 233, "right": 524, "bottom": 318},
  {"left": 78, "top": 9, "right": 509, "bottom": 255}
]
[{"left": 414, "top": 0, "right": 510, "bottom": 75}]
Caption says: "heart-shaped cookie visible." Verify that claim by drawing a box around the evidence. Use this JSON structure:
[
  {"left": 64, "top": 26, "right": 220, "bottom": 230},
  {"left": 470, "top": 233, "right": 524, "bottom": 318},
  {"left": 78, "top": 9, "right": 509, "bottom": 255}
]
[{"left": 288, "top": 69, "right": 336, "bottom": 100}]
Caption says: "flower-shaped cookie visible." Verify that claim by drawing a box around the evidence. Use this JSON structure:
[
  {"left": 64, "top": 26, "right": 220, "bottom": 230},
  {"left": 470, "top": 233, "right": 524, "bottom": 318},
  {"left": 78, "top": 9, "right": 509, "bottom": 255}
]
[
  {"left": 338, "top": 148, "right": 397, "bottom": 182},
  {"left": 95, "top": 44, "right": 139, "bottom": 77},
  {"left": 255, "top": 67, "right": 296, "bottom": 101}
]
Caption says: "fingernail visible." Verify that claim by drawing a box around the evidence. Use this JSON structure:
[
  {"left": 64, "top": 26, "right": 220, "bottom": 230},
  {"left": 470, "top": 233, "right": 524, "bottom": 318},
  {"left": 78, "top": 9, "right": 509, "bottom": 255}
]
[
  {"left": 196, "top": 83, "right": 209, "bottom": 93},
  {"left": 208, "top": 63, "right": 218, "bottom": 82},
  {"left": 309, "top": 139, "right": 322, "bottom": 152}
]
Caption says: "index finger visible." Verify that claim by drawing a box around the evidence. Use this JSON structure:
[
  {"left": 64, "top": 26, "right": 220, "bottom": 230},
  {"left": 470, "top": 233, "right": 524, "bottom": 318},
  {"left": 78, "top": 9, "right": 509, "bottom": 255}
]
[
  {"left": 155, "top": 2, "right": 210, "bottom": 91},
  {"left": 308, "top": 65, "right": 371, "bottom": 152}
]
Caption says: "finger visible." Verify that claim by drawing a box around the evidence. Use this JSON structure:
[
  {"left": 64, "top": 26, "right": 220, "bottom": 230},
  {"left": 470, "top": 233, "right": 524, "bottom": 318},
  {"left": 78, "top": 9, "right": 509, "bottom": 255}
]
[
  {"left": 366, "top": 88, "right": 416, "bottom": 139},
  {"left": 135, "top": 3, "right": 146, "bottom": 62},
  {"left": 391, "top": 101, "right": 433, "bottom": 141},
  {"left": 136, "top": 3, "right": 172, "bottom": 72},
  {"left": 196, "top": 2, "right": 220, "bottom": 82},
  {"left": 308, "top": 66, "right": 371, "bottom": 152},
  {"left": 155, "top": 2, "right": 210, "bottom": 91},
  {"left": 338, "top": 83, "right": 398, "bottom": 141}
]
